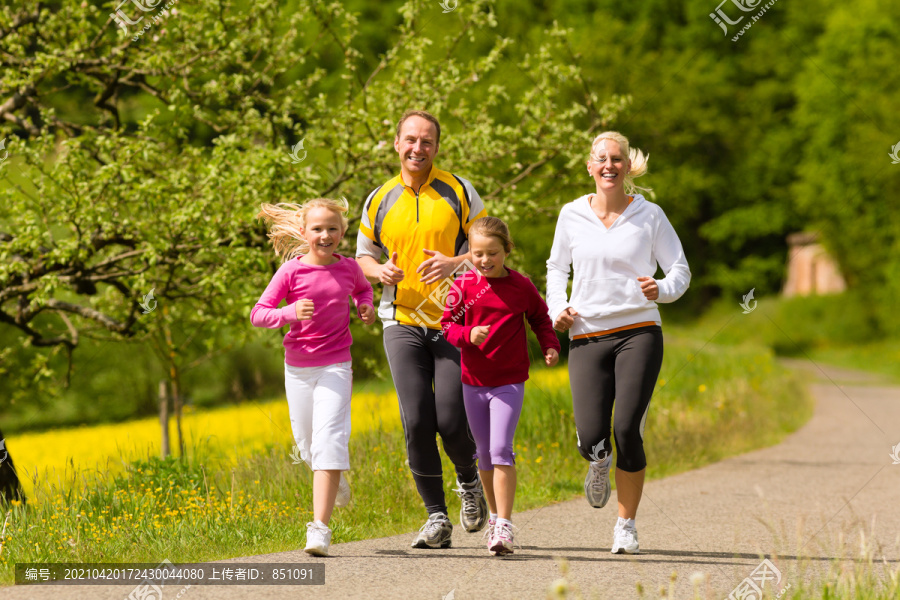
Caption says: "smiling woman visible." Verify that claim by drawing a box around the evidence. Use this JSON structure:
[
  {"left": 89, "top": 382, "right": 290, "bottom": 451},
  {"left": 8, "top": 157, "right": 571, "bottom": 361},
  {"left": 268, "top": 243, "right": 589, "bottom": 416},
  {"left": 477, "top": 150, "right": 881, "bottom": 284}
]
[{"left": 546, "top": 130, "right": 691, "bottom": 555}]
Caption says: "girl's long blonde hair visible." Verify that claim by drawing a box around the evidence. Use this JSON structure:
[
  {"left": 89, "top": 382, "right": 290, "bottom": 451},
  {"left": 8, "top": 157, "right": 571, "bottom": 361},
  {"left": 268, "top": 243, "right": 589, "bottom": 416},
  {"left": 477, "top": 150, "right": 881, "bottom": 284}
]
[
  {"left": 256, "top": 198, "right": 349, "bottom": 261},
  {"left": 589, "top": 131, "right": 652, "bottom": 195}
]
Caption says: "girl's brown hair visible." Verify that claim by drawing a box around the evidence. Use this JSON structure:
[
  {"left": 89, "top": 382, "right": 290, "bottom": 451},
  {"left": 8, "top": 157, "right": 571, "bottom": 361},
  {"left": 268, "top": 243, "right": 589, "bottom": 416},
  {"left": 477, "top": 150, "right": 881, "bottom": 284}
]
[
  {"left": 256, "top": 198, "right": 349, "bottom": 262},
  {"left": 469, "top": 216, "right": 514, "bottom": 253}
]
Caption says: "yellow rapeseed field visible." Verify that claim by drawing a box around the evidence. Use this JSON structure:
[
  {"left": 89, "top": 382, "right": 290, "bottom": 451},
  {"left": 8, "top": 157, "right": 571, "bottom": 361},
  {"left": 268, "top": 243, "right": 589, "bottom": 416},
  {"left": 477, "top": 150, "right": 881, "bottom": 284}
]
[
  {"left": 7, "top": 388, "right": 401, "bottom": 496},
  {"left": 529, "top": 366, "right": 569, "bottom": 390},
  {"left": 8, "top": 368, "right": 565, "bottom": 497}
]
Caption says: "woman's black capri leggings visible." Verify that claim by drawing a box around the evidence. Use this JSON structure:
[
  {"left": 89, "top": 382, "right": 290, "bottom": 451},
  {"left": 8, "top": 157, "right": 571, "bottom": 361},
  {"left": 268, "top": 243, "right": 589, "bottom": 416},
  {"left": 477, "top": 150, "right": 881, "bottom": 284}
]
[{"left": 568, "top": 325, "right": 663, "bottom": 472}]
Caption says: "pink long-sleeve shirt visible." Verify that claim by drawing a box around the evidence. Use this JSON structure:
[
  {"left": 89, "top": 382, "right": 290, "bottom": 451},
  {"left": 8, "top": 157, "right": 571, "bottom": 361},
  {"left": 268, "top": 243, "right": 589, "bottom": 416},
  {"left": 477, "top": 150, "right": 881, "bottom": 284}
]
[
  {"left": 441, "top": 268, "right": 561, "bottom": 387},
  {"left": 250, "top": 255, "right": 374, "bottom": 367}
]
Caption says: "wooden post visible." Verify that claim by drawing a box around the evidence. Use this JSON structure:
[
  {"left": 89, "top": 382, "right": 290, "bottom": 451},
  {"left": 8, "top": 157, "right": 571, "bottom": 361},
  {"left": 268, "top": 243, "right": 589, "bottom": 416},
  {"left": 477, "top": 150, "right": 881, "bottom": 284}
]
[
  {"left": 159, "top": 380, "right": 170, "bottom": 458},
  {"left": 172, "top": 377, "right": 185, "bottom": 457}
]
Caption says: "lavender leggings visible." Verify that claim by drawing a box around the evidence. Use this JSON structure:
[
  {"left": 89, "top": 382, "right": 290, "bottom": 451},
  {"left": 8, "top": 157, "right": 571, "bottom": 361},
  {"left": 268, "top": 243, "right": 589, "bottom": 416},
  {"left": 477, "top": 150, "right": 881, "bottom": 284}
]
[{"left": 462, "top": 382, "right": 525, "bottom": 469}]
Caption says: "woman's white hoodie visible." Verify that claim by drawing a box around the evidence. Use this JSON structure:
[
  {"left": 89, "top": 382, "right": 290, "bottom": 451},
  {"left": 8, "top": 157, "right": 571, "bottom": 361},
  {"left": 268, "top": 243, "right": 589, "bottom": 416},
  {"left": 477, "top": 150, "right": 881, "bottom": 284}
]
[{"left": 546, "top": 194, "right": 690, "bottom": 338}]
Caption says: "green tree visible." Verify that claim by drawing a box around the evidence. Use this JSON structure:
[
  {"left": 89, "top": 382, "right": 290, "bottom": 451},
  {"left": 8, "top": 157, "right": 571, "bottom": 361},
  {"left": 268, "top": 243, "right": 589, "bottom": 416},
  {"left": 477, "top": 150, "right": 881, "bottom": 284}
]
[
  {"left": 791, "top": 0, "right": 900, "bottom": 334},
  {"left": 0, "top": 0, "right": 627, "bottom": 434}
]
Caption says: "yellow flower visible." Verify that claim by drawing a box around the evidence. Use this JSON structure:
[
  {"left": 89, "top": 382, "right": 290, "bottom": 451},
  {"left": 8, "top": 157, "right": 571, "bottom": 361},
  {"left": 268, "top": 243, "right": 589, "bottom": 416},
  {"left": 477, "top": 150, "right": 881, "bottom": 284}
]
[{"left": 698, "top": 384, "right": 707, "bottom": 393}]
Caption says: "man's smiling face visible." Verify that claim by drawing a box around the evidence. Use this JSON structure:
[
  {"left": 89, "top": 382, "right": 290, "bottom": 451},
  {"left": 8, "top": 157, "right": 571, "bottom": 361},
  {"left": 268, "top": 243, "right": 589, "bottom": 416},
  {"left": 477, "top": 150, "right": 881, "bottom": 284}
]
[{"left": 394, "top": 115, "right": 439, "bottom": 183}]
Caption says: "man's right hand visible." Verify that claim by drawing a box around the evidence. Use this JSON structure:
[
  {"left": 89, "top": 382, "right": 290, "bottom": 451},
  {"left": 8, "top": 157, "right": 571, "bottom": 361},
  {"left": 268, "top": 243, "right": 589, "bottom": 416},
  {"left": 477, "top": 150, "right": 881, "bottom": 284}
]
[
  {"left": 379, "top": 251, "right": 405, "bottom": 286},
  {"left": 553, "top": 307, "right": 578, "bottom": 332}
]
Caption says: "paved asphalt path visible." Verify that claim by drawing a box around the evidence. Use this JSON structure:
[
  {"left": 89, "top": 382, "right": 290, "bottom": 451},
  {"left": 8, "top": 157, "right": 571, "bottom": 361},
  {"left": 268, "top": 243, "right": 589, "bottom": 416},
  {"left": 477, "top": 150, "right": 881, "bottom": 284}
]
[{"left": 7, "top": 362, "right": 899, "bottom": 599}]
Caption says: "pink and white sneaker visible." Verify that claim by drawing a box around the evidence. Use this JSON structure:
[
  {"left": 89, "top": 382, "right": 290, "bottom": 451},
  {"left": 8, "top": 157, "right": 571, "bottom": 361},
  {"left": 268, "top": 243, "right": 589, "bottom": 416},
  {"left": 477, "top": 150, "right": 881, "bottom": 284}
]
[
  {"left": 489, "top": 521, "right": 514, "bottom": 556},
  {"left": 483, "top": 516, "right": 497, "bottom": 552}
]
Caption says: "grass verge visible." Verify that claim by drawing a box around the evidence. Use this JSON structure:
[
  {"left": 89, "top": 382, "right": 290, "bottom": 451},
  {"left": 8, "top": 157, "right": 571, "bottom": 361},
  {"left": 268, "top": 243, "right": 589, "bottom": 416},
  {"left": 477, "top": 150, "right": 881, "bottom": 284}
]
[{"left": 670, "top": 295, "right": 900, "bottom": 383}]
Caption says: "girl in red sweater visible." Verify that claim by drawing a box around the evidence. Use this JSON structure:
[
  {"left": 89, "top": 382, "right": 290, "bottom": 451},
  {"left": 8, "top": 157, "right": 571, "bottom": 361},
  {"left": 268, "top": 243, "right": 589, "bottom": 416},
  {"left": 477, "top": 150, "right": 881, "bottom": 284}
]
[{"left": 441, "top": 217, "right": 560, "bottom": 556}]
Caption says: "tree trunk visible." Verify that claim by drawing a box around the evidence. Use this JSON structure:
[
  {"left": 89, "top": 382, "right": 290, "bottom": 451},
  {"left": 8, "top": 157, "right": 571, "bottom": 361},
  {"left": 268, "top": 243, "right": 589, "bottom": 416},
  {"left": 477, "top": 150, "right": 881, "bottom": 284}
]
[{"left": 159, "top": 381, "right": 170, "bottom": 458}]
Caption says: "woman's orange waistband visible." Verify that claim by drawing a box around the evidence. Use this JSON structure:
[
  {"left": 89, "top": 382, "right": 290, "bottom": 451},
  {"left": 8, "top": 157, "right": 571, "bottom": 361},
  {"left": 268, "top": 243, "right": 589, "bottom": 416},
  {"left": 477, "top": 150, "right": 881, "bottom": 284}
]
[{"left": 571, "top": 321, "right": 658, "bottom": 340}]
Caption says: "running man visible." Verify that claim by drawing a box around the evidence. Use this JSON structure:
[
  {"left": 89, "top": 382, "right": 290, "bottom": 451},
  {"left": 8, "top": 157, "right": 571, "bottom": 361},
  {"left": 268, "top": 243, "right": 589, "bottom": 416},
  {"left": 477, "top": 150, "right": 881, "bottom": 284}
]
[{"left": 356, "top": 110, "right": 489, "bottom": 548}]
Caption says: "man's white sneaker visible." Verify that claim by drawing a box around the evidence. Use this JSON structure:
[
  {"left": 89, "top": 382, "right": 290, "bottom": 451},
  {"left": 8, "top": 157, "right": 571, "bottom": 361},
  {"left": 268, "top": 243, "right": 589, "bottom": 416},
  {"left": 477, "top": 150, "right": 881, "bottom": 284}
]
[
  {"left": 611, "top": 521, "right": 639, "bottom": 554},
  {"left": 334, "top": 472, "right": 351, "bottom": 508},
  {"left": 411, "top": 512, "right": 453, "bottom": 549},
  {"left": 304, "top": 521, "right": 332, "bottom": 557},
  {"left": 584, "top": 455, "right": 613, "bottom": 508},
  {"left": 454, "top": 476, "right": 489, "bottom": 532}
]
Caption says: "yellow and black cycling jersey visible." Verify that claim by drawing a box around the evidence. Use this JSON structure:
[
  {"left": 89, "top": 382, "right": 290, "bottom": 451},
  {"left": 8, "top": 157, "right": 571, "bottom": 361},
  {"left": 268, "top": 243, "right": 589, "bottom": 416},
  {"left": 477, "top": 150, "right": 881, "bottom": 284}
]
[{"left": 356, "top": 166, "right": 487, "bottom": 329}]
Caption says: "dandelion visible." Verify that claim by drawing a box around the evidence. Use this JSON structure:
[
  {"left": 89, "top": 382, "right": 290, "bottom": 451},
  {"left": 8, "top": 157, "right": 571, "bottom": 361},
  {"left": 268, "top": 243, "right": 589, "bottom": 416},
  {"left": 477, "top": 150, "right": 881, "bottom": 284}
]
[
  {"left": 698, "top": 384, "right": 707, "bottom": 393},
  {"left": 548, "top": 578, "right": 568, "bottom": 596}
]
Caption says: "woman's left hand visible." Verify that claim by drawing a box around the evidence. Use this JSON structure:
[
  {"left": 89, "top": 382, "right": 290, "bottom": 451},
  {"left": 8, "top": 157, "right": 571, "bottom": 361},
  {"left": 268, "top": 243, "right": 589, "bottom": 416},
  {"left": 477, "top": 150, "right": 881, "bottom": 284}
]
[{"left": 637, "top": 277, "right": 659, "bottom": 301}]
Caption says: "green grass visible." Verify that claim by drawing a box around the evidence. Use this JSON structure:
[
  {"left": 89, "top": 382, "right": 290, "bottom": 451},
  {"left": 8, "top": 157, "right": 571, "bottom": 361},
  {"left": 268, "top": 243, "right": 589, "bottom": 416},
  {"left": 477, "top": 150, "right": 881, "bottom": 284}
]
[
  {"left": 665, "top": 295, "right": 900, "bottom": 383},
  {"left": 802, "top": 341, "right": 900, "bottom": 383},
  {"left": 0, "top": 336, "right": 811, "bottom": 584}
]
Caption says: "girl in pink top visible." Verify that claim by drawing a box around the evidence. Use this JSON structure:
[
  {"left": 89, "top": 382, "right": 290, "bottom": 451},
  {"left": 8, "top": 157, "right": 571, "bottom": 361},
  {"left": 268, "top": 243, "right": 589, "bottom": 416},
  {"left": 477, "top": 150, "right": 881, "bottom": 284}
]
[
  {"left": 441, "top": 217, "right": 560, "bottom": 556},
  {"left": 251, "top": 198, "right": 375, "bottom": 557}
]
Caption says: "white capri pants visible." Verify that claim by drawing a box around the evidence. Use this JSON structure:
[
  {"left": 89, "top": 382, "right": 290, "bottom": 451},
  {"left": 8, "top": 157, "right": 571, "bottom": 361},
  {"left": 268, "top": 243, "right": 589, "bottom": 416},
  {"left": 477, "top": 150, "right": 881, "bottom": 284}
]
[{"left": 284, "top": 361, "right": 353, "bottom": 471}]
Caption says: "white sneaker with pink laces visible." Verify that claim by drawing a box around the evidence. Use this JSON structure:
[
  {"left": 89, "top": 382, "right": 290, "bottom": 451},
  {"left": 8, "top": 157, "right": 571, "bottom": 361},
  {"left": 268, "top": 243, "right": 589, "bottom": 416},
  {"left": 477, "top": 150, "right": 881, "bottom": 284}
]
[{"left": 489, "top": 521, "right": 515, "bottom": 556}]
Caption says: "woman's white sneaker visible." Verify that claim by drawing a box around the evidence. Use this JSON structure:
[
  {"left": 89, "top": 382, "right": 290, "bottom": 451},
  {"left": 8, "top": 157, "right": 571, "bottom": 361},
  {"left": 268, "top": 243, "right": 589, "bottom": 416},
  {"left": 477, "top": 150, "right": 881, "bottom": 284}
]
[{"left": 611, "top": 520, "right": 639, "bottom": 554}]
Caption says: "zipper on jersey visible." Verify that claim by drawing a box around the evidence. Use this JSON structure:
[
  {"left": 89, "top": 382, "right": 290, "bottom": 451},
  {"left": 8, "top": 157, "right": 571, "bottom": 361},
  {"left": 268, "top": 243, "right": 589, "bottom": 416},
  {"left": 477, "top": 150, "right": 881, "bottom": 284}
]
[
  {"left": 406, "top": 184, "right": 422, "bottom": 223},
  {"left": 406, "top": 178, "right": 430, "bottom": 223}
]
